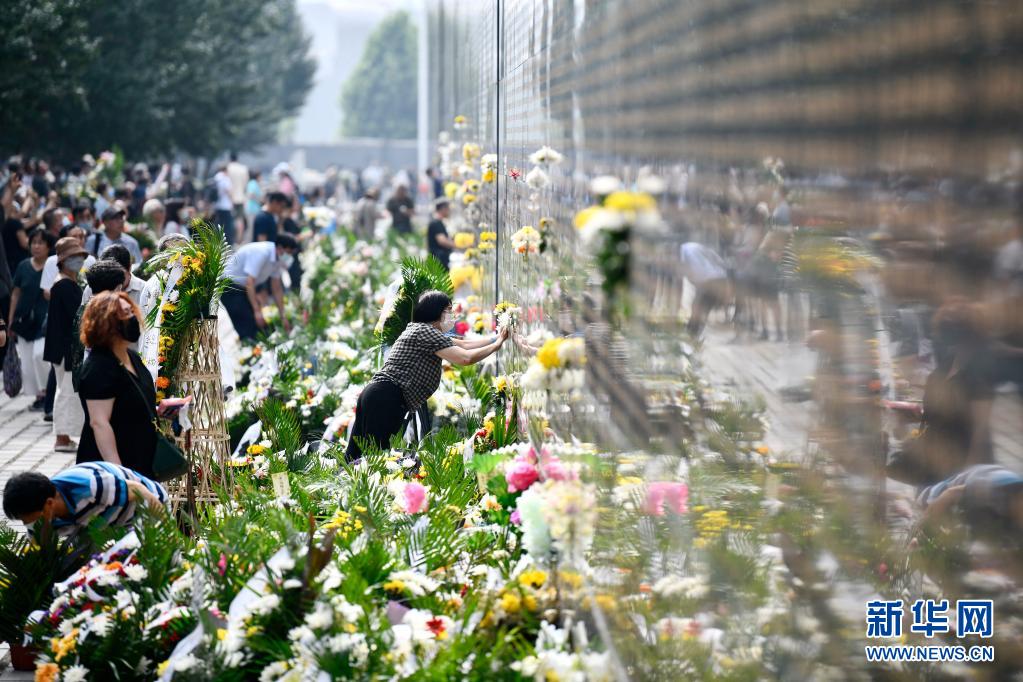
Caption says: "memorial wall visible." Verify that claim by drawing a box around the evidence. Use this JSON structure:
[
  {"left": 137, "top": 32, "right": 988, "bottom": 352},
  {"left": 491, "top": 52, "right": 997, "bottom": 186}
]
[{"left": 426, "top": 0, "right": 1023, "bottom": 676}]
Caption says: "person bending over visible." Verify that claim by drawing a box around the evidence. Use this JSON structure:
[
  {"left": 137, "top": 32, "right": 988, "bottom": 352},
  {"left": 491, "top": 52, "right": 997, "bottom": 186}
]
[
  {"left": 221, "top": 234, "right": 298, "bottom": 340},
  {"left": 3, "top": 462, "right": 167, "bottom": 537},
  {"left": 346, "top": 290, "right": 508, "bottom": 461}
]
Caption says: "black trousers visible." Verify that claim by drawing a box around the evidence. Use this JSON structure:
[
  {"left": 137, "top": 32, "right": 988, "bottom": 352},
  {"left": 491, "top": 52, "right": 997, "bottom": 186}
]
[
  {"left": 345, "top": 378, "right": 409, "bottom": 462},
  {"left": 222, "top": 286, "right": 258, "bottom": 341}
]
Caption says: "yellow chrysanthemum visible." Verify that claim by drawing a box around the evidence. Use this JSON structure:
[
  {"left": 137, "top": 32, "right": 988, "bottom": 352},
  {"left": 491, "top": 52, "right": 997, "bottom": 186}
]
[
  {"left": 603, "top": 191, "right": 656, "bottom": 212},
  {"left": 573, "top": 205, "right": 602, "bottom": 230},
  {"left": 536, "top": 338, "right": 565, "bottom": 370},
  {"left": 482, "top": 168, "right": 496, "bottom": 183},
  {"left": 444, "top": 182, "right": 459, "bottom": 199}
]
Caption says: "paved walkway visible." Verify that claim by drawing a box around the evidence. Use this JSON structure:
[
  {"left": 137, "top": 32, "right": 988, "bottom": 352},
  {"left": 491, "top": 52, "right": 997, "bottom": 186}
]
[{"left": 0, "top": 394, "right": 74, "bottom": 679}]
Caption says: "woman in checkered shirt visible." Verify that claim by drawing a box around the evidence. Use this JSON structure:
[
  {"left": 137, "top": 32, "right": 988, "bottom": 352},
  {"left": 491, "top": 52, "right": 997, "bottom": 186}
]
[{"left": 345, "top": 291, "right": 509, "bottom": 461}]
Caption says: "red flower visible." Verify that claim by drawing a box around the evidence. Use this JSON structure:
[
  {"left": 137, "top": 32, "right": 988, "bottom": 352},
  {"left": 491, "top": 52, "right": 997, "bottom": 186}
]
[
  {"left": 455, "top": 321, "right": 469, "bottom": 335},
  {"left": 426, "top": 617, "right": 447, "bottom": 637},
  {"left": 509, "top": 168, "right": 521, "bottom": 180}
]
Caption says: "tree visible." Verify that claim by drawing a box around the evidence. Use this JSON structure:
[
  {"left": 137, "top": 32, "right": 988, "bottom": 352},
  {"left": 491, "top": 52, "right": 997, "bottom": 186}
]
[
  {"left": 340, "top": 11, "right": 417, "bottom": 139},
  {"left": 0, "top": 0, "right": 315, "bottom": 161},
  {"left": 0, "top": 0, "right": 96, "bottom": 155}
]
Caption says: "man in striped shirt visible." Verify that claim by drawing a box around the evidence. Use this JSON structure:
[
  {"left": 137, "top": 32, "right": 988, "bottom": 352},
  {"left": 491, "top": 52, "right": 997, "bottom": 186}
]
[{"left": 2, "top": 462, "right": 168, "bottom": 536}]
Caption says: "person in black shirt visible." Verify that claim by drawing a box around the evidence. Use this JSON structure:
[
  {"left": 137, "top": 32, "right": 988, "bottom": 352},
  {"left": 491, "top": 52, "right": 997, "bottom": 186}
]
[
  {"left": 426, "top": 199, "right": 455, "bottom": 270},
  {"left": 253, "top": 191, "right": 289, "bottom": 243},
  {"left": 76, "top": 291, "right": 158, "bottom": 478},
  {"left": 386, "top": 185, "right": 415, "bottom": 235},
  {"left": 44, "top": 238, "right": 86, "bottom": 452},
  {"left": 3, "top": 218, "right": 29, "bottom": 274},
  {"left": 426, "top": 168, "right": 444, "bottom": 199}
]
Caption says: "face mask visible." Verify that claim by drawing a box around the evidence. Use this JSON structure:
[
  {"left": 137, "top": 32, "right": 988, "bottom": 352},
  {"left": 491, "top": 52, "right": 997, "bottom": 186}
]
[
  {"left": 280, "top": 253, "right": 295, "bottom": 269},
  {"left": 64, "top": 256, "right": 85, "bottom": 273},
  {"left": 440, "top": 313, "right": 455, "bottom": 333},
  {"left": 119, "top": 317, "right": 142, "bottom": 342}
]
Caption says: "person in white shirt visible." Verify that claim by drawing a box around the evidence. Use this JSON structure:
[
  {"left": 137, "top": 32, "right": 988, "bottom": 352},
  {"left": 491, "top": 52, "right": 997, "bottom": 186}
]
[
  {"left": 85, "top": 206, "right": 142, "bottom": 266},
  {"left": 679, "top": 241, "right": 730, "bottom": 335},
  {"left": 227, "top": 153, "right": 249, "bottom": 237},
  {"left": 40, "top": 226, "right": 96, "bottom": 300},
  {"left": 213, "top": 165, "right": 236, "bottom": 245},
  {"left": 81, "top": 243, "right": 147, "bottom": 311},
  {"left": 221, "top": 234, "right": 299, "bottom": 340}
]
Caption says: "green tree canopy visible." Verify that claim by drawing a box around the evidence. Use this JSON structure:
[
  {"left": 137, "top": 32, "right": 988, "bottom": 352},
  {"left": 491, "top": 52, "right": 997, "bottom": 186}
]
[
  {"left": 340, "top": 11, "right": 417, "bottom": 139},
  {"left": 0, "top": 0, "right": 315, "bottom": 161}
]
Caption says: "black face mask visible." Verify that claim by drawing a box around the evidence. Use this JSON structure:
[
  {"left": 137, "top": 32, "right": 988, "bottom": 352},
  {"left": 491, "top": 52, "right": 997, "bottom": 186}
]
[{"left": 120, "top": 317, "right": 141, "bottom": 342}]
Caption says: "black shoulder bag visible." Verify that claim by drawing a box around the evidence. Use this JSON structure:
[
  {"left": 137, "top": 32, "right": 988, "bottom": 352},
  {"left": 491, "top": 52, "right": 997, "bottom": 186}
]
[{"left": 126, "top": 365, "right": 190, "bottom": 482}]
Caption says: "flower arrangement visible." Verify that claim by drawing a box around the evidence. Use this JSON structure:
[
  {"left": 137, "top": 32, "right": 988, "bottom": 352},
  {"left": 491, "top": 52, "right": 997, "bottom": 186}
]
[
  {"left": 453, "top": 232, "right": 475, "bottom": 249},
  {"left": 527, "top": 145, "right": 563, "bottom": 166},
  {"left": 520, "top": 337, "right": 586, "bottom": 393},
  {"left": 453, "top": 114, "right": 467, "bottom": 130},
  {"left": 145, "top": 219, "right": 232, "bottom": 397},
  {"left": 478, "top": 230, "right": 496, "bottom": 251},
  {"left": 494, "top": 301, "right": 521, "bottom": 332},
  {"left": 510, "top": 225, "right": 541, "bottom": 257}
]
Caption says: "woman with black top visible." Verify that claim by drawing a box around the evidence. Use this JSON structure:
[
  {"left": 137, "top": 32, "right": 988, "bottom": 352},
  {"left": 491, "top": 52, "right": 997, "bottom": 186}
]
[
  {"left": 44, "top": 238, "right": 86, "bottom": 452},
  {"left": 346, "top": 290, "right": 508, "bottom": 461},
  {"left": 76, "top": 291, "right": 158, "bottom": 478},
  {"left": 8, "top": 228, "right": 55, "bottom": 407}
]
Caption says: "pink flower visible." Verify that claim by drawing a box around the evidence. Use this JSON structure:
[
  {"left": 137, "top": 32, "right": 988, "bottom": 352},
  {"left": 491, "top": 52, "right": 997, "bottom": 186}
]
[
  {"left": 523, "top": 447, "right": 541, "bottom": 465},
  {"left": 510, "top": 510, "right": 522, "bottom": 525},
  {"left": 217, "top": 553, "right": 228, "bottom": 576},
  {"left": 505, "top": 459, "right": 539, "bottom": 493},
  {"left": 401, "top": 482, "right": 429, "bottom": 514},
  {"left": 542, "top": 456, "right": 570, "bottom": 481},
  {"left": 643, "top": 482, "right": 689, "bottom": 516}
]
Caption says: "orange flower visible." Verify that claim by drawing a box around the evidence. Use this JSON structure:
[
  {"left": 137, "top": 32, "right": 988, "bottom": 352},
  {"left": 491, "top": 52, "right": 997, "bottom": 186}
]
[
  {"left": 155, "top": 376, "right": 170, "bottom": 389},
  {"left": 35, "top": 663, "right": 59, "bottom": 682}
]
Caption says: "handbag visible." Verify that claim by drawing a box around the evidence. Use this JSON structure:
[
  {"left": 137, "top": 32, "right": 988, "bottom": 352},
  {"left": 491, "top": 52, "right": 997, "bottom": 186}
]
[
  {"left": 3, "top": 340, "right": 22, "bottom": 397},
  {"left": 126, "top": 364, "right": 189, "bottom": 482}
]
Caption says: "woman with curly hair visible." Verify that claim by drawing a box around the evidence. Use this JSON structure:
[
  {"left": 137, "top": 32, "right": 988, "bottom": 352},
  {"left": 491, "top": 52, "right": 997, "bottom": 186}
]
[{"left": 76, "top": 291, "right": 158, "bottom": 478}]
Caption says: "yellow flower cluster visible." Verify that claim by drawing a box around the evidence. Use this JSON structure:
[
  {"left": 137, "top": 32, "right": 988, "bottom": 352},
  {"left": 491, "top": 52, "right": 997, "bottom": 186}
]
[
  {"left": 603, "top": 191, "right": 656, "bottom": 213},
  {"left": 478, "top": 231, "right": 496, "bottom": 251},
  {"left": 322, "top": 508, "right": 363, "bottom": 540},
  {"left": 453, "top": 114, "right": 466, "bottom": 126},
  {"left": 518, "top": 568, "right": 547, "bottom": 589},
  {"left": 464, "top": 179, "right": 481, "bottom": 194},
  {"left": 449, "top": 265, "right": 482, "bottom": 292},
  {"left": 694, "top": 509, "right": 739, "bottom": 548},
  {"left": 462, "top": 193, "right": 477, "bottom": 205},
  {"left": 246, "top": 443, "right": 266, "bottom": 456},
  {"left": 50, "top": 628, "right": 79, "bottom": 662},
  {"left": 158, "top": 334, "right": 174, "bottom": 355},
  {"left": 493, "top": 375, "right": 510, "bottom": 395},
  {"left": 482, "top": 168, "right": 496, "bottom": 183},
  {"left": 444, "top": 182, "right": 460, "bottom": 199},
  {"left": 462, "top": 143, "right": 481, "bottom": 162},
  {"left": 383, "top": 579, "right": 406, "bottom": 593},
  {"left": 453, "top": 232, "right": 476, "bottom": 249},
  {"left": 536, "top": 338, "right": 565, "bottom": 370}
]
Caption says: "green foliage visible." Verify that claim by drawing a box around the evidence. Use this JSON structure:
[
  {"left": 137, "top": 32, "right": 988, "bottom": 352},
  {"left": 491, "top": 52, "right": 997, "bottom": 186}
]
[
  {"left": 3, "top": 0, "right": 314, "bottom": 159},
  {"left": 145, "top": 219, "right": 233, "bottom": 395},
  {"left": 0, "top": 522, "right": 92, "bottom": 644},
  {"left": 340, "top": 11, "right": 418, "bottom": 139},
  {"left": 377, "top": 255, "right": 453, "bottom": 347}
]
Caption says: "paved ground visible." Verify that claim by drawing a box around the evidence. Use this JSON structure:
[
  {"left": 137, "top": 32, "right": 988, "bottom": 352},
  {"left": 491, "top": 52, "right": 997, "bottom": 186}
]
[{"left": 0, "top": 393, "right": 75, "bottom": 678}]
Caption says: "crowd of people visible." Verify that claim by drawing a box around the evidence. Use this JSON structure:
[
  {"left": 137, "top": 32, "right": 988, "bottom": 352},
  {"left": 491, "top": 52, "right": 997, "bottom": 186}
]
[{"left": 0, "top": 152, "right": 454, "bottom": 535}]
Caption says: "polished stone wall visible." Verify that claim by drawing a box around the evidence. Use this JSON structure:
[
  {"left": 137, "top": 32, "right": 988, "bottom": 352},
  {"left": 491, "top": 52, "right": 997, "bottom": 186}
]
[{"left": 426, "top": 0, "right": 1023, "bottom": 450}]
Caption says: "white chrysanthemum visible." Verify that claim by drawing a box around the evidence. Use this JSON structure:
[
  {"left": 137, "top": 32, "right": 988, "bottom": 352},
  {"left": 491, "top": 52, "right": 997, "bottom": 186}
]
[
  {"left": 305, "top": 602, "right": 333, "bottom": 630},
  {"left": 525, "top": 166, "right": 550, "bottom": 189},
  {"left": 528, "top": 145, "right": 564, "bottom": 165},
  {"left": 590, "top": 175, "right": 622, "bottom": 195},
  {"left": 123, "top": 564, "right": 147, "bottom": 582},
  {"left": 248, "top": 593, "right": 281, "bottom": 617},
  {"left": 516, "top": 487, "right": 552, "bottom": 558},
  {"left": 64, "top": 665, "right": 90, "bottom": 682}
]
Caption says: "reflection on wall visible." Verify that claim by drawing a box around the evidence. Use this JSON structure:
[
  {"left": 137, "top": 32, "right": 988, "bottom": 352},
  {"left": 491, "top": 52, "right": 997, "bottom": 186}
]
[{"left": 428, "top": 0, "right": 1023, "bottom": 676}]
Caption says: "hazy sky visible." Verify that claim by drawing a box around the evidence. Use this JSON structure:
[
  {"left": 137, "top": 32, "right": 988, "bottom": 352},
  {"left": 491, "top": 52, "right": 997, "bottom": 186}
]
[{"left": 294, "top": 0, "right": 418, "bottom": 144}]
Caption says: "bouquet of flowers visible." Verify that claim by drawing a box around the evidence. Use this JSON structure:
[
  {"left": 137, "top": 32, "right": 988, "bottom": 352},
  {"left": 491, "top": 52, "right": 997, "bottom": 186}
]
[
  {"left": 494, "top": 301, "right": 521, "bottom": 332},
  {"left": 510, "top": 226, "right": 541, "bottom": 257},
  {"left": 520, "top": 337, "right": 585, "bottom": 393}
]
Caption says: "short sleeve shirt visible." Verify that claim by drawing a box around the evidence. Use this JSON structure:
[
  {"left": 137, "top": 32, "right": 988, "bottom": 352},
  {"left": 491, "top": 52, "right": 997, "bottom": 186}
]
[
  {"left": 77, "top": 348, "right": 158, "bottom": 478},
  {"left": 50, "top": 462, "right": 168, "bottom": 537},
  {"left": 374, "top": 322, "right": 454, "bottom": 409},
  {"left": 224, "top": 241, "right": 280, "bottom": 286}
]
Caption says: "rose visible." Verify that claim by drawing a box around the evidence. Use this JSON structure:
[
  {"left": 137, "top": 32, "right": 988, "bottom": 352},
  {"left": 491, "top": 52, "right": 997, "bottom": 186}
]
[
  {"left": 505, "top": 459, "right": 540, "bottom": 493},
  {"left": 401, "top": 482, "right": 429, "bottom": 514}
]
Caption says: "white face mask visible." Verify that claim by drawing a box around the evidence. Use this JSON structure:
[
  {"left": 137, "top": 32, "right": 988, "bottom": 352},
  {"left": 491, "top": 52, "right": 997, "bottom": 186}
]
[
  {"left": 439, "top": 313, "right": 454, "bottom": 333},
  {"left": 280, "top": 253, "right": 295, "bottom": 270}
]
